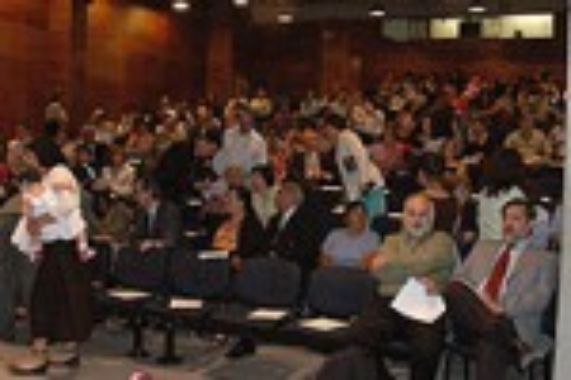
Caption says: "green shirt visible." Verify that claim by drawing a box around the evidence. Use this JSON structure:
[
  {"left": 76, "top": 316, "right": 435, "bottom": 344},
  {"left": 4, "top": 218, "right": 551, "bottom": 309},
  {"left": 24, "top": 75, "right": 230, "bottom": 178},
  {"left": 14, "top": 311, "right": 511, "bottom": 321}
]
[{"left": 374, "top": 231, "right": 458, "bottom": 297}]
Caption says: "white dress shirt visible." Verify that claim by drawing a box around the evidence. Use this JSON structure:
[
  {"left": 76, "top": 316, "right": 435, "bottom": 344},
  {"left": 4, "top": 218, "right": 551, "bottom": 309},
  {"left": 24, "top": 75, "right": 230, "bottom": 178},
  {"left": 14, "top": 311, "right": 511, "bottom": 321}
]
[
  {"left": 335, "top": 129, "right": 383, "bottom": 201},
  {"left": 217, "top": 127, "right": 268, "bottom": 174}
]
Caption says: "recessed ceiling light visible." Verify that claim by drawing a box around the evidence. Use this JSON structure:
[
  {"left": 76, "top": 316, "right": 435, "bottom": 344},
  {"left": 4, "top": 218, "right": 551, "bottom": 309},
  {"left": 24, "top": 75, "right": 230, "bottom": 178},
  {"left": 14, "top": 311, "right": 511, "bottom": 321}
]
[
  {"left": 369, "top": 2, "right": 386, "bottom": 18},
  {"left": 172, "top": 0, "right": 190, "bottom": 12},
  {"left": 233, "top": 0, "right": 249, "bottom": 8},
  {"left": 468, "top": 1, "right": 486, "bottom": 13},
  {"left": 277, "top": 12, "right": 294, "bottom": 24}
]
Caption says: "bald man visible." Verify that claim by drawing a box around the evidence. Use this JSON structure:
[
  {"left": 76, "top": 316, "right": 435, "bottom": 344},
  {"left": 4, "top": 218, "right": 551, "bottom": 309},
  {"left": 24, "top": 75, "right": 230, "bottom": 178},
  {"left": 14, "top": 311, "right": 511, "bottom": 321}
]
[{"left": 343, "top": 193, "right": 458, "bottom": 380}]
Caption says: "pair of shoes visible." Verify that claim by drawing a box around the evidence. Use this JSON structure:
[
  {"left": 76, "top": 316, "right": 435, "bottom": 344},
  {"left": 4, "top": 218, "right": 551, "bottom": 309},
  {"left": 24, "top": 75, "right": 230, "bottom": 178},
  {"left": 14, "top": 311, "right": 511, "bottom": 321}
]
[
  {"left": 225, "top": 337, "right": 257, "bottom": 359},
  {"left": 9, "top": 351, "right": 48, "bottom": 376}
]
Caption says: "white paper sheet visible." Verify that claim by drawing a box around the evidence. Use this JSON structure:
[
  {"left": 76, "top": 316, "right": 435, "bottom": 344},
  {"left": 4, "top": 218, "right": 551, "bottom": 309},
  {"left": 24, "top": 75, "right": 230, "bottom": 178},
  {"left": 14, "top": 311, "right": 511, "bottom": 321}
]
[
  {"left": 247, "top": 309, "right": 288, "bottom": 321},
  {"left": 184, "top": 230, "right": 203, "bottom": 238},
  {"left": 320, "top": 185, "right": 344, "bottom": 192},
  {"left": 390, "top": 277, "right": 446, "bottom": 324},
  {"left": 198, "top": 250, "right": 230, "bottom": 260},
  {"left": 299, "top": 317, "right": 349, "bottom": 331},
  {"left": 169, "top": 298, "right": 204, "bottom": 310},
  {"left": 108, "top": 289, "right": 150, "bottom": 301}
]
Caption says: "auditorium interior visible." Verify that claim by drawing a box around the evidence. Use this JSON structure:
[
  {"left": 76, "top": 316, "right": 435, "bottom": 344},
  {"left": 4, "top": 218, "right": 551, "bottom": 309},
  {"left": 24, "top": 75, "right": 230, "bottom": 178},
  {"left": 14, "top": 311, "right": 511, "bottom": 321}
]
[{"left": 0, "top": 0, "right": 567, "bottom": 379}]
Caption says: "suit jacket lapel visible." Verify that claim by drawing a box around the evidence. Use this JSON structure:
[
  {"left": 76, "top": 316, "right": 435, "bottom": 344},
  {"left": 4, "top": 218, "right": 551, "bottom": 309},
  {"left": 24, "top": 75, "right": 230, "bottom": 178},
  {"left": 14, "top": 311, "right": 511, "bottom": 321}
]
[{"left": 505, "top": 249, "right": 535, "bottom": 288}]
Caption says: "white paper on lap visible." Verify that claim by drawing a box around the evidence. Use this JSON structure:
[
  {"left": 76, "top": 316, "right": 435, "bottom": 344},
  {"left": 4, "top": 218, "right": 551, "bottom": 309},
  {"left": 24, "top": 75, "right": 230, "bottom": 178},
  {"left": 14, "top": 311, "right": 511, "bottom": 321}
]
[{"left": 390, "top": 277, "right": 446, "bottom": 324}]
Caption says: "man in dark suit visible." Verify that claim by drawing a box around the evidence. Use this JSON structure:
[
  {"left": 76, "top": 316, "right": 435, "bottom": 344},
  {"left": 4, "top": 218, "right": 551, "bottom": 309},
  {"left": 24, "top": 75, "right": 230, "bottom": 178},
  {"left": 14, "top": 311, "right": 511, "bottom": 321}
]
[
  {"left": 266, "top": 180, "right": 331, "bottom": 294},
  {"left": 132, "top": 177, "right": 182, "bottom": 251},
  {"left": 446, "top": 198, "right": 558, "bottom": 380}
]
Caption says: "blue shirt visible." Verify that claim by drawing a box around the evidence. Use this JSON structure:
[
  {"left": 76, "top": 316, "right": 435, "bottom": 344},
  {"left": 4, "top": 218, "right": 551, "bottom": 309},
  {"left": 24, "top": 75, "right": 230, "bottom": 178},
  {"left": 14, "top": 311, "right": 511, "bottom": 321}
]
[{"left": 321, "top": 228, "right": 379, "bottom": 267}]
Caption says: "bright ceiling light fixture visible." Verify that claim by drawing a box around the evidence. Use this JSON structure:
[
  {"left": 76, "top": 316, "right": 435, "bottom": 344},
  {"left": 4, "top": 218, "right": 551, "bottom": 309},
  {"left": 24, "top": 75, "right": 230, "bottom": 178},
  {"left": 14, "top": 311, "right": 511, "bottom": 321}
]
[
  {"left": 172, "top": 0, "right": 190, "bottom": 12},
  {"left": 369, "top": 2, "right": 386, "bottom": 18},
  {"left": 277, "top": 12, "right": 294, "bottom": 24},
  {"left": 468, "top": 0, "right": 486, "bottom": 13},
  {"left": 233, "top": 0, "right": 249, "bottom": 8}
]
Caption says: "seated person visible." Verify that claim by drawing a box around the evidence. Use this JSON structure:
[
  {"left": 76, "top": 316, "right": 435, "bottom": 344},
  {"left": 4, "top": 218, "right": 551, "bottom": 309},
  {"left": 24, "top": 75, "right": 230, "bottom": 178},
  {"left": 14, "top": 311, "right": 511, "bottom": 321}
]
[
  {"left": 267, "top": 181, "right": 331, "bottom": 289},
  {"left": 417, "top": 153, "right": 459, "bottom": 235},
  {"left": 445, "top": 198, "right": 558, "bottom": 380},
  {"left": 129, "top": 177, "right": 181, "bottom": 253},
  {"left": 211, "top": 187, "right": 268, "bottom": 271},
  {"left": 325, "top": 193, "right": 458, "bottom": 380},
  {"left": 249, "top": 164, "right": 277, "bottom": 228},
  {"left": 319, "top": 201, "right": 379, "bottom": 269}
]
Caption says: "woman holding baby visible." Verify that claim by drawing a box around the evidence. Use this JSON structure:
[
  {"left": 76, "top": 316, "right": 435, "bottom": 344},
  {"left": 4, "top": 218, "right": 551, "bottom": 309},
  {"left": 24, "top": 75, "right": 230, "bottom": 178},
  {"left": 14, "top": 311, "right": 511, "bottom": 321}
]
[{"left": 9, "top": 138, "right": 93, "bottom": 375}]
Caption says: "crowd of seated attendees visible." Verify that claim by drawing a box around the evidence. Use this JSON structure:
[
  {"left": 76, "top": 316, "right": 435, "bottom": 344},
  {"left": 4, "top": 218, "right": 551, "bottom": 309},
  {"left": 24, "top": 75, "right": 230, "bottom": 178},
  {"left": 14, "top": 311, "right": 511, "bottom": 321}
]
[{"left": 0, "top": 70, "right": 564, "bottom": 376}]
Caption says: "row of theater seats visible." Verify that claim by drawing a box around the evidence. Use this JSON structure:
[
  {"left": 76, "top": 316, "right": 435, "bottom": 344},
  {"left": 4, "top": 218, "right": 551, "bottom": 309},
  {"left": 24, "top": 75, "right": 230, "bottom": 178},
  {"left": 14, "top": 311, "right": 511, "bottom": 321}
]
[{"left": 95, "top": 250, "right": 556, "bottom": 380}]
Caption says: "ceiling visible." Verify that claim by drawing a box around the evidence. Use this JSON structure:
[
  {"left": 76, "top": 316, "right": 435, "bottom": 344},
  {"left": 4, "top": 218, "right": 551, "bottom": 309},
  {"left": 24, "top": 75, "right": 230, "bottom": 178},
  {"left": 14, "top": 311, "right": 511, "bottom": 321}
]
[
  {"left": 248, "top": 0, "right": 566, "bottom": 22},
  {"left": 142, "top": 0, "right": 566, "bottom": 22}
]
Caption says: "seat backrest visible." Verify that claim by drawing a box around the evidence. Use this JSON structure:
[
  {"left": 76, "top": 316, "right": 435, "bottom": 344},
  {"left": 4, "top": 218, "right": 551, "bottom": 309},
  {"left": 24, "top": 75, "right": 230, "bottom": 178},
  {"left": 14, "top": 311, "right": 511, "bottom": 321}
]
[
  {"left": 113, "top": 247, "right": 167, "bottom": 292},
  {"left": 234, "top": 257, "right": 301, "bottom": 307},
  {"left": 307, "top": 267, "right": 377, "bottom": 318},
  {"left": 169, "top": 250, "right": 231, "bottom": 299}
]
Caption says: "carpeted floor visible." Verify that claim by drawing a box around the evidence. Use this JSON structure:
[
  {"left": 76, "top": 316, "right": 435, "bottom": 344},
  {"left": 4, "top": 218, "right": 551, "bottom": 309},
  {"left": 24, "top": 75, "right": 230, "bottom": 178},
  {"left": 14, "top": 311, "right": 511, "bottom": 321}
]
[{"left": 0, "top": 323, "right": 539, "bottom": 379}]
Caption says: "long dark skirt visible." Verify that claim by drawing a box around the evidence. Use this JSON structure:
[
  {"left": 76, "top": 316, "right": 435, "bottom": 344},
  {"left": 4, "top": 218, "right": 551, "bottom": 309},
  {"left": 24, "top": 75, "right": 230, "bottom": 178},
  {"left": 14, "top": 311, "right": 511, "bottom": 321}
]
[{"left": 30, "top": 240, "right": 92, "bottom": 343}]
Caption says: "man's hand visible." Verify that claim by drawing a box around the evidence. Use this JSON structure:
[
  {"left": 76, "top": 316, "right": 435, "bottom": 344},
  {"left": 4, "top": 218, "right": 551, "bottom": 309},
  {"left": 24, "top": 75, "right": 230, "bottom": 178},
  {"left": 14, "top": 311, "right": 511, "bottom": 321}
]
[
  {"left": 231, "top": 255, "right": 243, "bottom": 271},
  {"left": 320, "top": 253, "right": 333, "bottom": 267},
  {"left": 480, "top": 292, "right": 504, "bottom": 315},
  {"left": 139, "top": 240, "right": 155, "bottom": 253},
  {"left": 419, "top": 277, "right": 439, "bottom": 295},
  {"left": 369, "top": 252, "right": 388, "bottom": 272}
]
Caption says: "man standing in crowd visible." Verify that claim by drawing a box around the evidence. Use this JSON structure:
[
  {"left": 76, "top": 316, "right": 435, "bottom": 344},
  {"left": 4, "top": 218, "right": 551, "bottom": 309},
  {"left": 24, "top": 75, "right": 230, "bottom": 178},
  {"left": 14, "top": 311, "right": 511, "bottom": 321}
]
[
  {"left": 321, "top": 112, "right": 385, "bottom": 218},
  {"left": 266, "top": 181, "right": 331, "bottom": 295},
  {"left": 215, "top": 103, "right": 267, "bottom": 175},
  {"left": 446, "top": 198, "right": 557, "bottom": 380}
]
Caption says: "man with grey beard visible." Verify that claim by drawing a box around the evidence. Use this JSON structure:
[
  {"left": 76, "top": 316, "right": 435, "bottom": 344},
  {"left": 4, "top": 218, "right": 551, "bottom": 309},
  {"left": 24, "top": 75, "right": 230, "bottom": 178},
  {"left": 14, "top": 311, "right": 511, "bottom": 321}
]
[{"left": 320, "top": 193, "right": 458, "bottom": 380}]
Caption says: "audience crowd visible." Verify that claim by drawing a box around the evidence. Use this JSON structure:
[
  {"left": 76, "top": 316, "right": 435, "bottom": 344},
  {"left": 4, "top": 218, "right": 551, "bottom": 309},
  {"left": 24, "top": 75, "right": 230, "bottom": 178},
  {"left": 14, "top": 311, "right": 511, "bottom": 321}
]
[{"left": 0, "top": 70, "right": 564, "bottom": 379}]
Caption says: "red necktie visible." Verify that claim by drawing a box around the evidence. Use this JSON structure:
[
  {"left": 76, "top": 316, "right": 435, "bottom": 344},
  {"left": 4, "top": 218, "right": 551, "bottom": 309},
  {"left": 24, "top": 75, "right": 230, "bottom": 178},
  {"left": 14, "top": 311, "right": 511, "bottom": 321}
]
[{"left": 484, "top": 245, "right": 512, "bottom": 302}]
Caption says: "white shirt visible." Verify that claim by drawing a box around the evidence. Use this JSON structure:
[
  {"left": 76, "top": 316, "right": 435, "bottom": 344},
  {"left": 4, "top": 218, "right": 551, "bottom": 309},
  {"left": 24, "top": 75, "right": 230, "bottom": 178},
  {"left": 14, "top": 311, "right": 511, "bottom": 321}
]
[
  {"left": 12, "top": 165, "right": 87, "bottom": 259},
  {"left": 335, "top": 129, "right": 383, "bottom": 201},
  {"left": 217, "top": 127, "right": 267, "bottom": 174},
  {"left": 100, "top": 163, "right": 136, "bottom": 197},
  {"left": 278, "top": 206, "right": 298, "bottom": 231}
]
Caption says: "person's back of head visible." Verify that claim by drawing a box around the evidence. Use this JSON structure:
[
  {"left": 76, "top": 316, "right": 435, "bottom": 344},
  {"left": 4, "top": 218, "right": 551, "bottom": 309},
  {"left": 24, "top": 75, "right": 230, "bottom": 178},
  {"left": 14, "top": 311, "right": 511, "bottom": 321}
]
[
  {"left": 481, "top": 148, "right": 523, "bottom": 197},
  {"left": 43, "top": 120, "right": 61, "bottom": 140}
]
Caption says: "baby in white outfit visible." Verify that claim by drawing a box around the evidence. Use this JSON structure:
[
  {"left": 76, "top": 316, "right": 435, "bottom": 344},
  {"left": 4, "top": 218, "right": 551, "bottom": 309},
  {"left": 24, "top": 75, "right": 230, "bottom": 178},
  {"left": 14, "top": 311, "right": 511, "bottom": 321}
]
[{"left": 11, "top": 169, "right": 93, "bottom": 262}]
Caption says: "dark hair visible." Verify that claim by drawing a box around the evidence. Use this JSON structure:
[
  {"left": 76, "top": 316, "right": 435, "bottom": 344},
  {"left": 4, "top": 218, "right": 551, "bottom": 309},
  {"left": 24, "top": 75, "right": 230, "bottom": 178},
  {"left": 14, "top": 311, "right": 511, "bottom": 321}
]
[
  {"left": 137, "top": 176, "right": 162, "bottom": 199},
  {"left": 418, "top": 153, "right": 445, "bottom": 179},
  {"left": 323, "top": 112, "right": 347, "bottom": 131},
  {"left": 344, "top": 201, "right": 367, "bottom": 219},
  {"left": 27, "top": 139, "right": 66, "bottom": 169},
  {"left": 19, "top": 169, "right": 42, "bottom": 185},
  {"left": 481, "top": 149, "right": 524, "bottom": 197},
  {"left": 502, "top": 198, "right": 536, "bottom": 221},
  {"left": 198, "top": 129, "right": 221, "bottom": 147},
  {"left": 251, "top": 164, "right": 275, "bottom": 187},
  {"left": 44, "top": 120, "right": 61, "bottom": 139}
]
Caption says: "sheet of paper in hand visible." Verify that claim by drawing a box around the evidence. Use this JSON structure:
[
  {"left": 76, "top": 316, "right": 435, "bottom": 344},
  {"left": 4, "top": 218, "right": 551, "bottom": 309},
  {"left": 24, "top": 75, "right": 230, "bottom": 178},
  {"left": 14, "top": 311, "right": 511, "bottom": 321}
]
[{"left": 390, "top": 277, "right": 446, "bottom": 324}]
